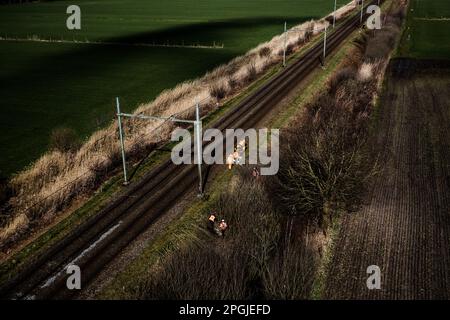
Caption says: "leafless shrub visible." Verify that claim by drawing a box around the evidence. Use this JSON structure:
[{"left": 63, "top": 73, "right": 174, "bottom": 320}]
[
  {"left": 263, "top": 225, "right": 318, "bottom": 299},
  {"left": 0, "top": 176, "right": 12, "bottom": 227},
  {"left": 328, "top": 67, "right": 356, "bottom": 93},
  {"left": 245, "top": 62, "right": 258, "bottom": 82},
  {"left": 267, "top": 69, "right": 378, "bottom": 228},
  {"left": 227, "top": 76, "right": 238, "bottom": 90},
  {"left": 141, "top": 245, "right": 250, "bottom": 300},
  {"left": 259, "top": 46, "right": 272, "bottom": 58},
  {"left": 209, "top": 83, "right": 228, "bottom": 101},
  {"left": 0, "top": 213, "right": 29, "bottom": 247},
  {"left": 286, "top": 44, "right": 295, "bottom": 56},
  {"left": 378, "top": 30, "right": 398, "bottom": 50},
  {"left": 304, "top": 23, "right": 314, "bottom": 42}
]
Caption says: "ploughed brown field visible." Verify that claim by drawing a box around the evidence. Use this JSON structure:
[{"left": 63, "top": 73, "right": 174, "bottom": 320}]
[{"left": 325, "top": 60, "right": 450, "bottom": 299}]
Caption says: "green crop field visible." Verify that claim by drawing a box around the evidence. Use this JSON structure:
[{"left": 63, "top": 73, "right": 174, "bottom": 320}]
[
  {"left": 0, "top": 0, "right": 349, "bottom": 177},
  {"left": 398, "top": 0, "right": 450, "bottom": 59}
]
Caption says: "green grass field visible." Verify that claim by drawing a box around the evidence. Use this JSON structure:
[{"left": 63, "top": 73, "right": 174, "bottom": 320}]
[
  {"left": 398, "top": 0, "right": 450, "bottom": 59},
  {"left": 0, "top": 0, "right": 350, "bottom": 177}
]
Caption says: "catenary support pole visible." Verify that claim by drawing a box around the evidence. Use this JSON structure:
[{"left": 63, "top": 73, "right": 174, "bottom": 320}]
[
  {"left": 360, "top": 0, "right": 364, "bottom": 24},
  {"left": 323, "top": 25, "right": 328, "bottom": 65},
  {"left": 283, "top": 21, "right": 287, "bottom": 67},
  {"left": 333, "top": 0, "right": 337, "bottom": 28},
  {"left": 116, "top": 97, "right": 128, "bottom": 185},
  {"left": 195, "top": 103, "right": 203, "bottom": 196},
  {"left": 117, "top": 104, "right": 201, "bottom": 188}
]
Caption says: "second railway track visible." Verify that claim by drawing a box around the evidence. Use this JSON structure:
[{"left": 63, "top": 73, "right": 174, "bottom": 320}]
[{"left": 0, "top": 2, "right": 378, "bottom": 300}]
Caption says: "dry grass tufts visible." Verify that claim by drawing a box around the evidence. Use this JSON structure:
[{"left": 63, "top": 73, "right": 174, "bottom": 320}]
[{"left": 357, "top": 62, "right": 374, "bottom": 82}]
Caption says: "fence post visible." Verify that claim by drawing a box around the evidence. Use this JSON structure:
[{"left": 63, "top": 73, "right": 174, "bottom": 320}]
[{"left": 116, "top": 97, "right": 128, "bottom": 185}]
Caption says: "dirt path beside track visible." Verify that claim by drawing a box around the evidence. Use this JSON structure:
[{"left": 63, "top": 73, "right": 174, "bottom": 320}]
[{"left": 324, "top": 64, "right": 450, "bottom": 299}]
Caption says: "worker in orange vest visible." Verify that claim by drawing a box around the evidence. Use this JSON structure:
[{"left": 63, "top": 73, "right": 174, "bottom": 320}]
[
  {"left": 208, "top": 213, "right": 216, "bottom": 232},
  {"left": 219, "top": 219, "right": 228, "bottom": 237}
]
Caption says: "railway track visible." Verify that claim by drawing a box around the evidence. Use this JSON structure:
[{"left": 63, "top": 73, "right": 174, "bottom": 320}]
[{"left": 0, "top": 2, "right": 376, "bottom": 300}]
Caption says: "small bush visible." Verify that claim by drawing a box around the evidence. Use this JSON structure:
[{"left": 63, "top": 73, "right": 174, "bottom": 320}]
[
  {"left": 209, "top": 83, "right": 228, "bottom": 101},
  {"left": 267, "top": 77, "right": 378, "bottom": 227},
  {"left": 263, "top": 230, "right": 318, "bottom": 299},
  {"left": 141, "top": 245, "right": 250, "bottom": 300},
  {"left": 286, "top": 44, "right": 295, "bottom": 56},
  {"left": 48, "top": 127, "right": 81, "bottom": 153},
  {"left": 259, "top": 46, "right": 272, "bottom": 58},
  {"left": 227, "top": 76, "right": 238, "bottom": 90}
]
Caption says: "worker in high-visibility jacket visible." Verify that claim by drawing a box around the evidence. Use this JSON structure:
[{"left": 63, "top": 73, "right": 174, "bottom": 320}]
[
  {"left": 208, "top": 213, "right": 216, "bottom": 232},
  {"left": 226, "top": 153, "right": 234, "bottom": 170},
  {"left": 219, "top": 219, "right": 228, "bottom": 237},
  {"left": 252, "top": 167, "right": 260, "bottom": 179}
]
